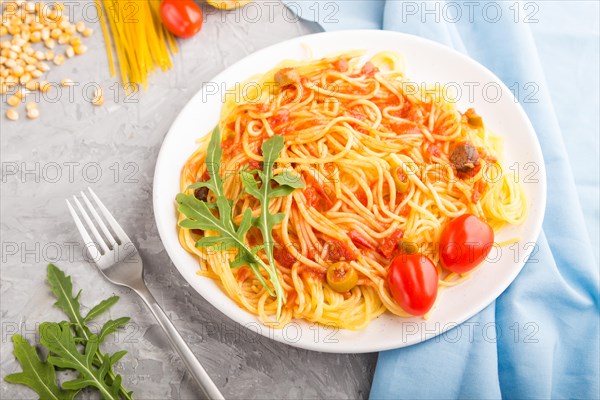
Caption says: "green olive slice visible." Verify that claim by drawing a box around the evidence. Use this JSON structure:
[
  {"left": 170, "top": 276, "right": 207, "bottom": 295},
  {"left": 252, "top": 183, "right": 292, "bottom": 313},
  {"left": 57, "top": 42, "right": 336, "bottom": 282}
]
[
  {"left": 468, "top": 115, "right": 484, "bottom": 128},
  {"left": 398, "top": 239, "right": 419, "bottom": 255},
  {"left": 326, "top": 262, "right": 358, "bottom": 292},
  {"left": 388, "top": 158, "right": 410, "bottom": 193}
]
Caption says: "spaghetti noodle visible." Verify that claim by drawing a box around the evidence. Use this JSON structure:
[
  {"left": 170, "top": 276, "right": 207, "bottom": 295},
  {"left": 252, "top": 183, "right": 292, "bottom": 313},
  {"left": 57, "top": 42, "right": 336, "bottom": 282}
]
[{"left": 177, "top": 51, "right": 527, "bottom": 330}]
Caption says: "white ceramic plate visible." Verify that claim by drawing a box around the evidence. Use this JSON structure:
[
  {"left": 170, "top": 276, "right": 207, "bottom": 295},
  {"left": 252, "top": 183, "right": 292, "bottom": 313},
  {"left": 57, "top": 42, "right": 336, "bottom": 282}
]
[{"left": 153, "top": 30, "right": 546, "bottom": 353}]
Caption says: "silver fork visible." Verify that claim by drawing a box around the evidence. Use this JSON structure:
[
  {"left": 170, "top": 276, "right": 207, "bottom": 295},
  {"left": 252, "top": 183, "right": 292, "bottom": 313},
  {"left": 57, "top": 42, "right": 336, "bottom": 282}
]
[{"left": 66, "top": 188, "right": 224, "bottom": 400}]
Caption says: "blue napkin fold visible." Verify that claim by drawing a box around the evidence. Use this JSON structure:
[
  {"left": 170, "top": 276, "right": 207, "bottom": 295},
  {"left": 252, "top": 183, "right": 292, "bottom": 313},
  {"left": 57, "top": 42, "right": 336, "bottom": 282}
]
[{"left": 283, "top": 1, "right": 599, "bottom": 398}]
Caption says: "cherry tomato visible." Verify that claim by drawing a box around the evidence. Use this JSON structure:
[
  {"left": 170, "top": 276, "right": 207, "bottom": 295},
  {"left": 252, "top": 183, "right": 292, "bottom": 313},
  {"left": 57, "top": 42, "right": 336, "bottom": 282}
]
[
  {"left": 159, "top": 0, "right": 203, "bottom": 38},
  {"left": 440, "top": 214, "right": 494, "bottom": 273},
  {"left": 387, "top": 253, "right": 438, "bottom": 316}
]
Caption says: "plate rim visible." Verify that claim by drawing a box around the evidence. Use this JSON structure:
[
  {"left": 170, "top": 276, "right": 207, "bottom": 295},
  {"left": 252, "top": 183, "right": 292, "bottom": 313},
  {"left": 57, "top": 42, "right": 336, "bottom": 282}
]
[{"left": 152, "top": 29, "right": 547, "bottom": 353}]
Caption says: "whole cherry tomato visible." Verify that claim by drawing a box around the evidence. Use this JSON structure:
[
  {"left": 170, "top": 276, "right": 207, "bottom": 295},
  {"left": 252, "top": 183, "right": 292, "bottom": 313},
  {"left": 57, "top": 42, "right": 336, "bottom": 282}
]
[
  {"left": 159, "top": 0, "right": 203, "bottom": 38},
  {"left": 387, "top": 253, "right": 438, "bottom": 316},
  {"left": 440, "top": 214, "right": 494, "bottom": 273}
]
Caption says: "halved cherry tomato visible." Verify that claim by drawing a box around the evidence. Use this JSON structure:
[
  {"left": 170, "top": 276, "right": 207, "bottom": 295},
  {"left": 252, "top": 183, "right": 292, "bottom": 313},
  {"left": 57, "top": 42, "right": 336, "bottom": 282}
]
[
  {"left": 159, "top": 0, "right": 203, "bottom": 38},
  {"left": 388, "top": 253, "right": 438, "bottom": 316},
  {"left": 303, "top": 173, "right": 335, "bottom": 211},
  {"left": 440, "top": 214, "right": 494, "bottom": 273}
]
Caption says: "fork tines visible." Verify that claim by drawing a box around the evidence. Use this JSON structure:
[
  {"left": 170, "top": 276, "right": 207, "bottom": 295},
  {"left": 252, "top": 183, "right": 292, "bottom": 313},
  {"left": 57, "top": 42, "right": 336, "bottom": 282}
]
[{"left": 66, "top": 188, "right": 132, "bottom": 260}]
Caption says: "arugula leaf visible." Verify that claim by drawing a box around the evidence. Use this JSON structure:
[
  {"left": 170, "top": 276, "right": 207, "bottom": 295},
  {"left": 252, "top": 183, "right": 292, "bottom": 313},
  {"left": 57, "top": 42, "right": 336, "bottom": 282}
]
[
  {"left": 99, "top": 317, "right": 130, "bottom": 343},
  {"left": 47, "top": 264, "right": 85, "bottom": 330},
  {"left": 176, "top": 194, "right": 259, "bottom": 272},
  {"left": 240, "top": 135, "right": 304, "bottom": 318},
  {"left": 109, "top": 351, "right": 128, "bottom": 365},
  {"left": 40, "top": 322, "right": 121, "bottom": 400},
  {"left": 85, "top": 296, "right": 120, "bottom": 322},
  {"left": 46, "top": 264, "right": 132, "bottom": 400},
  {"left": 4, "top": 335, "right": 77, "bottom": 400}
]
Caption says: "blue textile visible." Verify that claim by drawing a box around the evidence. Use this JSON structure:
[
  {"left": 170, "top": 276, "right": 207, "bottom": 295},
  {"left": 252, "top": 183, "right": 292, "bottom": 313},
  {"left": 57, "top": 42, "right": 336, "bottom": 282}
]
[{"left": 284, "top": 1, "right": 600, "bottom": 398}]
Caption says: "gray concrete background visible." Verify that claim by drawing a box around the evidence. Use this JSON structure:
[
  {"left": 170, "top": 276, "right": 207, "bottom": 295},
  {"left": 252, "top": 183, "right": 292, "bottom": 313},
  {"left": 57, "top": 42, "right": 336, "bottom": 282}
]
[{"left": 0, "top": 2, "right": 377, "bottom": 399}]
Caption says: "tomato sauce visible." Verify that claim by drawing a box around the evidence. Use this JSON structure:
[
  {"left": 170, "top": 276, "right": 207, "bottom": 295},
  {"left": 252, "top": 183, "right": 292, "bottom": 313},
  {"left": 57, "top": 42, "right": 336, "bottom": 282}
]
[
  {"left": 333, "top": 59, "right": 349, "bottom": 72},
  {"left": 378, "top": 229, "right": 404, "bottom": 259},
  {"left": 273, "top": 243, "right": 297, "bottom": 269},
  {"left": 326, "top": 239, "right": 357, "bottom": 262},
  {"left": 348, "top": 230, "right": 375, "bottom": 251}
]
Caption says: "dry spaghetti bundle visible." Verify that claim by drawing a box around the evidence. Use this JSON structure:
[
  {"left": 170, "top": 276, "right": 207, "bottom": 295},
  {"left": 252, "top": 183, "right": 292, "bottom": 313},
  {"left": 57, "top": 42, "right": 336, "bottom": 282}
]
[
  {"left": 95, "top": 0, "right": 177, "bottom": 91},
  {"left": 177, "top": 51, "right": 527, "bottom": 329}
]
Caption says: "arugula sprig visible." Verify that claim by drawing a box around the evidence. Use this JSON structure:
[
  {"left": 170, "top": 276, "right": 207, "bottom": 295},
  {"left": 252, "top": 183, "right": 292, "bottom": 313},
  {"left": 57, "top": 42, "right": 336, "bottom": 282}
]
[
  {"left": 177, "top": 127, "right": 304, "bottom": 319},
  {"left": 176, "top": 128, "right": 266, "bottom": 288},
  {"left": 4, "top": 335, "right": 77, "bottom": 400},
  {"left": 4, "top": 264, "right": 132, "bottom": 400},
  {"left": 239, "top": 135, "right": 304, "bottom": 317},
  {"left": 47, "top": 264, "right": 132, "bottom": 400}
]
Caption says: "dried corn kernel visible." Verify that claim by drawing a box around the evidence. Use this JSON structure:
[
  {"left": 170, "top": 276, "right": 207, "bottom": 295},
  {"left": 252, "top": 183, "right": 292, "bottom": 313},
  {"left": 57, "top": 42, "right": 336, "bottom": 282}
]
[
  {"left": 92, "top": 95, "right": 104, "bottom": 106},
  {"left": 73, "top": 44, "right": 87, "bottom": 55},
  {"left": 92, "top": 87, "right": 104, "bottom": 106},
  {"left": 39, "top": 81, "right": 51, "bottom": 92},
  {"left": 53, "top": 53, "right": 64, "bottom": 65},
  {"left": 6, "top": 109, "right": 19, "bottom": 121},
  {"left": 57, "top": 33, "right": 69, "bottom": 44},
  {"left": 15, "top": 88, "right": 26, "bottom": 99},
  {"left": 19, "top": 73, "right": 31, "bottom": 84},
  {"left": 25, "top": 80, "right": 38, "bottom": 90},
  {"left": 7, "top": 95, "right": 20, "bottom": 106},
  {"left": 11, "top": 65, "right": 24, "bottom": 77},
  {"left": 69, "top": 36, "right": 81, "bottom": 46},
  {"left": 26, "top": 107, "right": 40, "bottom": 119}
]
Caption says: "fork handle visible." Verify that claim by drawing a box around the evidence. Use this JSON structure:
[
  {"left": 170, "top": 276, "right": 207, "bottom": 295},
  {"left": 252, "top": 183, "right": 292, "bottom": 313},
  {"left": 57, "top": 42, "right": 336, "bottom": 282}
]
[{"left": 133, "top": 284, "right": 225, "bottom": 400}]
